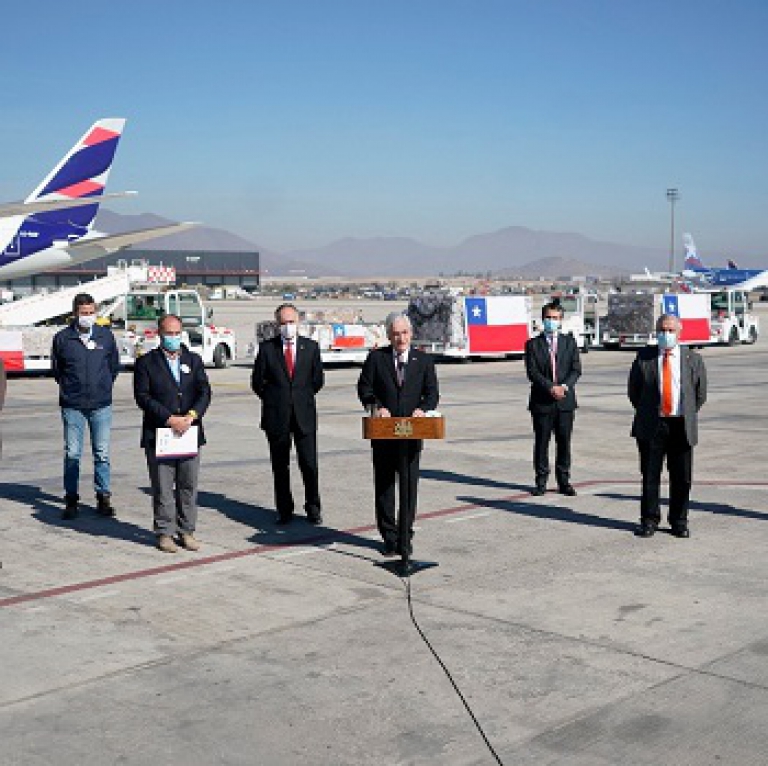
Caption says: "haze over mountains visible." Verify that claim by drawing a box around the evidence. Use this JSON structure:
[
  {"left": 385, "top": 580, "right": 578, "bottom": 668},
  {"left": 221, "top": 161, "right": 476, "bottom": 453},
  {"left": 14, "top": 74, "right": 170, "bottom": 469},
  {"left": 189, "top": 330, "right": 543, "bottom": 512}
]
[{"left": 97, "top": 209, "right": 672, "bottom": 278}]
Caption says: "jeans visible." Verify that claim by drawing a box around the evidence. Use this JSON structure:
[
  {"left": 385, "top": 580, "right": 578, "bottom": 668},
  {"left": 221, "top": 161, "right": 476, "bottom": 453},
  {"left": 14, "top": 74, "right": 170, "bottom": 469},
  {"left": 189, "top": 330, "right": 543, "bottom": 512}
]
[{"left": 61, "top": 406, "right": 112, "bottom": 497}]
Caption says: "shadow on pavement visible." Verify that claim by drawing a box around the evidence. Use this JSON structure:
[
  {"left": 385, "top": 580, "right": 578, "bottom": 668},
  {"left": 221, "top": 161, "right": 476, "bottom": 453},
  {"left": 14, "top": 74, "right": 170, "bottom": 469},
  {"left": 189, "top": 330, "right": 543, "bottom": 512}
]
[
  {"left": 594, "top": 491, "right": 767, "bottom": 522},
  {"left": 457, "top": 494, "right": 637, "bottom": 533},
  {"left": 421, "top": 468, "right": 531, "bottom": 494},
  {"left": 197, "top": 489, "right": 382, "bottom": 555},
  {"left": 1, "top": 482, "right": 155, "bottom": 546}
]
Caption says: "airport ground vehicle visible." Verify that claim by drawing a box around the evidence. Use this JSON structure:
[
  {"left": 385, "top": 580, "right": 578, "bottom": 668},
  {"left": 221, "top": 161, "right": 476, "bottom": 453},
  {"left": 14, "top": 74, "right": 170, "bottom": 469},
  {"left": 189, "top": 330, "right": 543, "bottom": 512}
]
[
  {"left": 249, "top": 308, "right": 387, "bottom": 365},
  {"left": 600, "top": 290, "right": 759, "bottom": 348},
  {"left": 531, "top": 293, "right": 601, "bottom": 352},
  {"left": 0, "top": 262, "right": 236, "bottom": 371},
  {"left": 408, "top": 292, "right": 532, "bottom": 358}
]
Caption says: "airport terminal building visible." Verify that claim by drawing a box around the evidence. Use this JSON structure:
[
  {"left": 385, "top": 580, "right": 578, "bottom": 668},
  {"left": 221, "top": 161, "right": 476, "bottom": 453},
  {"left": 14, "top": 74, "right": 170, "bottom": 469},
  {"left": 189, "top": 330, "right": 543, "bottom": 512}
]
[{"left": 1, "top": 249, "right": 261, "bottom": 294}]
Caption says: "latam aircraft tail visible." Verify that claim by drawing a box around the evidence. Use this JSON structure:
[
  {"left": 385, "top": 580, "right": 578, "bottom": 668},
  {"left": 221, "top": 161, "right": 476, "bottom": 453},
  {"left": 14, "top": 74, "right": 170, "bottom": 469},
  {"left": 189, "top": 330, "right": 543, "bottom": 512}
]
[
  {"left": 24, "top": 118, "right": 126, "bottom": 232},
  {"left": 683, "top": 233, "right": 705, "bottom": 270}
]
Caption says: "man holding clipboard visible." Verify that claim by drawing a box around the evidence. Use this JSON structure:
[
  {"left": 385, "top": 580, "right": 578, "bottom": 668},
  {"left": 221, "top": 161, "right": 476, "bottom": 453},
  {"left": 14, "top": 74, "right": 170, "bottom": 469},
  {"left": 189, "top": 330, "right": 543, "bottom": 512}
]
[{"left": 134, "top": 315, "right": 211, "bottom": 553}]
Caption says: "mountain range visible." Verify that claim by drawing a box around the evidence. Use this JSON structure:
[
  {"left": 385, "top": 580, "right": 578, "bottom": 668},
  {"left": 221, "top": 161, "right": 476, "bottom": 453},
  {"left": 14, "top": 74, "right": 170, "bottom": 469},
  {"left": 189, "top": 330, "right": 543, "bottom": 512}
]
[{"left": 96, "top": 209, "right": 671, "bottom": 278}]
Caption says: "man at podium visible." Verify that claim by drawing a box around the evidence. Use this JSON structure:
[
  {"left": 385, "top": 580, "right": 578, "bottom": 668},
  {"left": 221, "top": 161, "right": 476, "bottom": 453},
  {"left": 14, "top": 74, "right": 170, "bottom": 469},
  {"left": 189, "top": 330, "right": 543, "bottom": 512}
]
[{"left": 357, "top": 313, "right": 439, "bottom": 556}]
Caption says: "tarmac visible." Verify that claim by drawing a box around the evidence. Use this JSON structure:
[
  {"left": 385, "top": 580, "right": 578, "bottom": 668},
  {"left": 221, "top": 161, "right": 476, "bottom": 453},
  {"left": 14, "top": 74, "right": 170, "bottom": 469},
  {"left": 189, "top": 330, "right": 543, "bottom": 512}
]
[{"left": 1, "top": 314, "right": 767, "bottom": 765}]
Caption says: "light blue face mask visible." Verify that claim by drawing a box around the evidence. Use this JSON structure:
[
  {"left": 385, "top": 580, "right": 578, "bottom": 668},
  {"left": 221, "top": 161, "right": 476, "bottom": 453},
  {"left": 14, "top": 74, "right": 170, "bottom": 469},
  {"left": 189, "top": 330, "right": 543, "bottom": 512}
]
[
  {"left": 657, "top": 331, "right": 678, "bottom": 349},
  {"left": 543, "top": 318, "right": 560, "bottom": 334},
  {"left": 161, "top": 335, "right": 182, "bottom": 353}
]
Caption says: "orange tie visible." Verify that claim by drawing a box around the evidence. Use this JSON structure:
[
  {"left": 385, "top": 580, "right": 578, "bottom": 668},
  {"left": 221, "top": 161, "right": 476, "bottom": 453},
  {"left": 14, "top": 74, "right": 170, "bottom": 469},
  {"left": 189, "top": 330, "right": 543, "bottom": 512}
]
[
  {"left": 285, "top": 340, "right": 295, "bottom": 379},
  {"left": 662, "top": 349, "right": 673, "bottom": 416}
]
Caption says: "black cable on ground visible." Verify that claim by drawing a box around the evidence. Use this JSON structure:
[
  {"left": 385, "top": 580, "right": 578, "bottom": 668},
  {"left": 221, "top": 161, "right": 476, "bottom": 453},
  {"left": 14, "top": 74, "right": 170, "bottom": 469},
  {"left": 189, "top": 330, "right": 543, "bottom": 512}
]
[{"left": 403, "top": 575, "right": 505, "bottom": 766}]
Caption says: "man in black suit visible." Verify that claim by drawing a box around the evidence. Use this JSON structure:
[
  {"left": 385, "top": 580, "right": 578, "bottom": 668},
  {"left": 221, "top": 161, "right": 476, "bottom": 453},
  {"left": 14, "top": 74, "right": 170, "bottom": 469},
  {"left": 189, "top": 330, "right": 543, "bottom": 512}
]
[
  {"left": 357, "top": 313, "right": 439, "bottom": 556},
  {"left": 629, "top": 313, "right": 707, "bottom": 538},
  {"left": 252, "top": 303, "right": 325, "bottom": 525},
  {"left": 524, "top": 301, "right": 582, "bottom": 496},
  {"left": 134, "top": 315, "right": 212, "bottom": 553}
]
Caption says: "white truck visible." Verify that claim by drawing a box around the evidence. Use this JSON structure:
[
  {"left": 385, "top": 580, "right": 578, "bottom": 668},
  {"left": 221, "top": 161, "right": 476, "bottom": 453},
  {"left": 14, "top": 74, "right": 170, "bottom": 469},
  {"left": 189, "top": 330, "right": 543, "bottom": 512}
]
[
  {"left": 531, "top": 293, "right": 601, "bottom": 352},
  {"left": 408, "top": 292, "right": 532, "bottom": 358},
  {"left": 600, "top": 290, "right": 758, "bottom": 348},
  {"left": 0, "top": 261, "right": 236, "bottom": 372},
  {"left": 250, "top": 311, "right": 387, "bottom": 365}
]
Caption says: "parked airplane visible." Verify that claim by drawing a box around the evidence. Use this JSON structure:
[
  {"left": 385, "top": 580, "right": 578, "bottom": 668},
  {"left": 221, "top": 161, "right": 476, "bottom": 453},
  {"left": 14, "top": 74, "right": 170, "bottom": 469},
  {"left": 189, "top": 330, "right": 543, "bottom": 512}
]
[
  {"left": 682, "top": 234, "right": 768, "bottom": 290},
  {"left": 0, "top": 118, "right": 195, "bottom": 280}
]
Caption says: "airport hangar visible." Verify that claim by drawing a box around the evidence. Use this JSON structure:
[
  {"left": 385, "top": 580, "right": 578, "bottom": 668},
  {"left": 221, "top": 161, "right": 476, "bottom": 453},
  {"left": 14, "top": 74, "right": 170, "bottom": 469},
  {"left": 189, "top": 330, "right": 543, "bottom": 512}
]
[{"left": 0, "top": 249, "right": 261, "bottom": 294}]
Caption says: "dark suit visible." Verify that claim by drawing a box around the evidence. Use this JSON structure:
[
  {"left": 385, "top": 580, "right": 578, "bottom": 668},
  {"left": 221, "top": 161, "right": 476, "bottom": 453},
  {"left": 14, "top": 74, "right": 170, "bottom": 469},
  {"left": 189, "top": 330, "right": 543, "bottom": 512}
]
[
  {"left": 134, "top": 346, "right": 212, "bottom": 535},
  {"left": 524, "top": 331, "right": 581, "bottom": 489},
  {"left": 628, "top": 345, "right": 707, "bottom": 529},
  {"left": 357, "top": 346, "right": 439, "bottom": 546},
  {"left": 251, "top": 335, "right": 324, "bottom": 520}
]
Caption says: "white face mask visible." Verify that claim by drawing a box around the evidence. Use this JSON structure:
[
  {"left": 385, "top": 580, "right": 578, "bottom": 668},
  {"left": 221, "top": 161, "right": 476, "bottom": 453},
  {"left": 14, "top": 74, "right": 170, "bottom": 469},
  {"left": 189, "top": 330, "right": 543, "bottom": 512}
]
[
  {"left": 77, "top": 314, "right": 97, "bottom": 330},
  {"left": 280, "top": 322, "right": 298, "bottom": 340}
]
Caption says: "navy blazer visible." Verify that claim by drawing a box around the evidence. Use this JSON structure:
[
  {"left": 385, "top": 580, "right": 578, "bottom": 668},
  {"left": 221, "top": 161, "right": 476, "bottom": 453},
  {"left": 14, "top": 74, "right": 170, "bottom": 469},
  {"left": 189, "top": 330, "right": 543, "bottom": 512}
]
[
  {"left": 524, "top": 332, "right": 581, "bottom": 413},
  {"left": 357, "top": 345, "right": 439, "bottom": 417},
  {"left": 133, "top": 346, "right": 212, "bottom": 448},
  {"left": 251, "top": 335, "right": 324, "bottom": 437}
]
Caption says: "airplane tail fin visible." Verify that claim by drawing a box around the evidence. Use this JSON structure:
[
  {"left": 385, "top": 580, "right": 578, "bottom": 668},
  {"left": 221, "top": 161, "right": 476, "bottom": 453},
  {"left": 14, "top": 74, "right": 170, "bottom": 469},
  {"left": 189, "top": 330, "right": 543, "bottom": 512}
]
[
  {"left": 24, "top": 118, "right": 126, "bottom": 231},
  {"left": 727, "top": 258, "right": 739, "bottom": 269},
  {"left": 683, "top": 233, "right": 705, "bottom": 269}
]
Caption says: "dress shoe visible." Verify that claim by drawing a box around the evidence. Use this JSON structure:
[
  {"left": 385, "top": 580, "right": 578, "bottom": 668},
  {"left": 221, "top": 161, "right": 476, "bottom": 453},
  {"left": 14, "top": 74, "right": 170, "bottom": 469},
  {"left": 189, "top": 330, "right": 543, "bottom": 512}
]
[
  {"left": 62, "top": 494, "right": 79, "bottom": 520},
  {"left": 179, "top": 532, "right": 201, "bottom": 551},
  {"left": 276, "top": 515, "right": 293, "bottom": 526},
  {"left": 531, "top": 486, "right": 546, "bottom": 496},
  {"left": 382, "top": 540, "right": 398, "bottom": 557},
  {"left": 156, "top": 535, "right": 178, "bottom": 553},
  {"left": 96, "top": 492, "right": 115, "bottom": 517},
  {"left": 635, "top": 522, "right": 657, "bottom": 538},
  {"left": 307, "top": 512, "right": 323, "bottom": 525},
  {"left": 671, "top": 526, "right": 690, "bottom": 539},
  {"left": 559, "top": 485, "right": 577, "bottom": 497}
]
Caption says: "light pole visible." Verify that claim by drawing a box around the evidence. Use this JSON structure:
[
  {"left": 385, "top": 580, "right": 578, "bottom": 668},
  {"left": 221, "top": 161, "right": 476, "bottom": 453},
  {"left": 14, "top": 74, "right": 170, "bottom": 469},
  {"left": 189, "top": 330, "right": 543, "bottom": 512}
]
[{"left": 666, "top": 187, "right": 680, "bottom": 273}]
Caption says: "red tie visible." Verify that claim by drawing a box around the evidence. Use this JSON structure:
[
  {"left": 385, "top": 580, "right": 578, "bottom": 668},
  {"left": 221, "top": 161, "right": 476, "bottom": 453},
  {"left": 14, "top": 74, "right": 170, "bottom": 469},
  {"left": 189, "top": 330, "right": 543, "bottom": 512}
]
[
  {"left": 662, "top": 349, "right": 672, "bottom": 416},
  {"left": 285, "top": 340, "right": 295, "bottom": 379}
]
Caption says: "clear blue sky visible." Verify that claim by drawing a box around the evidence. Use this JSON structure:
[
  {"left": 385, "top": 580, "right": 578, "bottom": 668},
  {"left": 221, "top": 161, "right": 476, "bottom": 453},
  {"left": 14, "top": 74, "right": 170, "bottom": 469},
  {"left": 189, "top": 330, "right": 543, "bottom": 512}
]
[{"left": 2, "top": 0, "right": 767, "bottom": 259}]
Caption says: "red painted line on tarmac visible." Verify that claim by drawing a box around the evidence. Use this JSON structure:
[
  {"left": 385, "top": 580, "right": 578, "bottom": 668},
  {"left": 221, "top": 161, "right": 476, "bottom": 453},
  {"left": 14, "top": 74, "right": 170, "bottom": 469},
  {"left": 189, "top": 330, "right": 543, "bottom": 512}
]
[
  {"left": 0, "top": 494, "right": 530, "bottom": 609},
  {"left": 2, "top": 479, "right": 766, "bottom": 609}
]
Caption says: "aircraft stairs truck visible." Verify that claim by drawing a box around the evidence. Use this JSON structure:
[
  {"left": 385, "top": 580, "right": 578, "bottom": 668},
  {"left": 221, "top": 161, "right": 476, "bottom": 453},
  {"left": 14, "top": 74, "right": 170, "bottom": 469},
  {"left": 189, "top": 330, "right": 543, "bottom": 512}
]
[{"left": 0, "top": 261, "right": 236, "bottom": 372}]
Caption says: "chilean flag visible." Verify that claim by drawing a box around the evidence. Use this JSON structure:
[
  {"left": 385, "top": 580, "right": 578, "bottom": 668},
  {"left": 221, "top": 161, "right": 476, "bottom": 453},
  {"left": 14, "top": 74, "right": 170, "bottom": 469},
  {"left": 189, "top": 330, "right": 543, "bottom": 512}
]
[
  {"left": 332, "top": 324, "right": 366, "bottom": 348},
  {"left": 662, "top": 294, "right": 711, "bottom": 343},
  {"left": 464, "top": 297, "right": 530, "bottom": 354},
  {"left": 0, "top": 331, "right": 25, "bottom": 371}
]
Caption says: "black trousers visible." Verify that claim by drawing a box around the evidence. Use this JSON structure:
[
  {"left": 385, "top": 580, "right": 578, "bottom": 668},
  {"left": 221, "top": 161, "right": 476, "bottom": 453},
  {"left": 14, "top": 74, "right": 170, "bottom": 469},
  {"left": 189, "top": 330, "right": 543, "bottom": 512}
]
[
  {"left": 372, "top": 441, "right": 421, "bottom": 544},
  {"left": 637, "top": 417, "right": 692, "bottom": 528},
  {"left": 532, "top": 409, "right": 574, "bottom": 487},
  {"left": 267, "top": 416, "right": 320, "bottom": 519}
]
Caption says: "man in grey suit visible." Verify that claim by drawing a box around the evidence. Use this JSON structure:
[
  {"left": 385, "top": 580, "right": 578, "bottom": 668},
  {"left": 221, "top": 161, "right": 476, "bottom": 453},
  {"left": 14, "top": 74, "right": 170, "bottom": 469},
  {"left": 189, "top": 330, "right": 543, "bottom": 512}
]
[{"left": 628, "top": 313, "right": 707, "bottom": 538}]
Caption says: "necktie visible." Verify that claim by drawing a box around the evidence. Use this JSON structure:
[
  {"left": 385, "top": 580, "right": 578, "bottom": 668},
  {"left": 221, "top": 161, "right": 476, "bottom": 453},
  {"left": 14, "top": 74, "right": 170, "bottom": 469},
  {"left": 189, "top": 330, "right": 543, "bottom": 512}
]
[
  {"left": 550, "top": 336, "right": 558, "bottom": 381},
  {"left": 285, "top": 340, "right": 295, "bottom": 379},
  {"left": 662, "top": 349, "right": 672, "bottom": 416},
  {"left": 396, "top": 355, "right": 405, "bottom": 387}
]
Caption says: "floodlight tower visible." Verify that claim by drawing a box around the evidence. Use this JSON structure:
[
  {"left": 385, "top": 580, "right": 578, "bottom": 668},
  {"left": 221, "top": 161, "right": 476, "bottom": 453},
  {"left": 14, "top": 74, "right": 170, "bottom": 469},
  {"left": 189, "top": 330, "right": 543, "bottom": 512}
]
[{"left": 666, "top": 187, "right": 680, "bottom": 273}]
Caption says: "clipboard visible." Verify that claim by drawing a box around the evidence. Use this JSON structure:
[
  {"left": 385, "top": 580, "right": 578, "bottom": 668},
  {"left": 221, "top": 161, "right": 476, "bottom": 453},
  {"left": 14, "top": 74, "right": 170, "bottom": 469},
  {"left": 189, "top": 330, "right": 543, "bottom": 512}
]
[{"left": 156, "top": 426, "right": 199, "bottom": 459}]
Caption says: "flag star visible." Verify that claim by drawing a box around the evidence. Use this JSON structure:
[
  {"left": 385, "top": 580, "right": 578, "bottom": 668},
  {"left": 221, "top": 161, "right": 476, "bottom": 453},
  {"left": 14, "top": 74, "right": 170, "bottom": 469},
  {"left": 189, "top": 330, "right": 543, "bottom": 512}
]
[{"left": 472, "top": 306, "right": 482, "bottom": 317}]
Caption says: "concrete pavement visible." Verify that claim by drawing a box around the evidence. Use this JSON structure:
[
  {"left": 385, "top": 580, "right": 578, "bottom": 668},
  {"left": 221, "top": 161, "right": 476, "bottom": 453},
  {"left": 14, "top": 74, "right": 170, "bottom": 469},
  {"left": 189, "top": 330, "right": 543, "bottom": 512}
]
[{"left": 1, "top": 341, "right": 767, "bottom": 765}]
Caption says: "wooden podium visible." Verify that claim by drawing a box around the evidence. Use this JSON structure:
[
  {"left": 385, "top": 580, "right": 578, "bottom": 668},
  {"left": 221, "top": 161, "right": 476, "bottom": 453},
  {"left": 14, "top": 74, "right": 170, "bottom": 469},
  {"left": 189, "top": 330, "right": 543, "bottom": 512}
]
[
  {"left": 362, "top": 416, "right": 445, "bottom": 441},
  {"left": 363, "top": 415, "right": 444, "bottom": 576}
]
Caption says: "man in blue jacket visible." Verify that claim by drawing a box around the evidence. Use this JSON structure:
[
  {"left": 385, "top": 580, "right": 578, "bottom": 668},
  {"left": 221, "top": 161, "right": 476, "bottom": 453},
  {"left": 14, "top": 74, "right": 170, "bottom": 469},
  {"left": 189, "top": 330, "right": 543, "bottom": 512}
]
[{"left": 51, "top": 293, "right": 120, "bottom": 520}]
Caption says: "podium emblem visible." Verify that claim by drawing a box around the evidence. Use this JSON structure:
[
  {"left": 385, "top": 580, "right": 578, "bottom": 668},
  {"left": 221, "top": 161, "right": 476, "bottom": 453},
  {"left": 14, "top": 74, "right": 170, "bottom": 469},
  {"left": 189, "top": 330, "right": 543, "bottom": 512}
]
[{"left": 393, "top": 419, "right": 414, "bottom": 438}]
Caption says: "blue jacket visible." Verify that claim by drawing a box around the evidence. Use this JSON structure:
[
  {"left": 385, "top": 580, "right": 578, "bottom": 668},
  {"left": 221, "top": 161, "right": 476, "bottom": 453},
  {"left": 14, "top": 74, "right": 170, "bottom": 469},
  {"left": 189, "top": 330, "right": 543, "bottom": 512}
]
[{"left": 51, "top": 323, "right": 120, "bottom": 410}]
